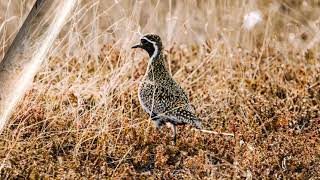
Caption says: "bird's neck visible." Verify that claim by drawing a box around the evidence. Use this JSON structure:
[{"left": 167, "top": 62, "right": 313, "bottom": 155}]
[{"left": 145, "top": 52, "right": 169, "bottom": 80}]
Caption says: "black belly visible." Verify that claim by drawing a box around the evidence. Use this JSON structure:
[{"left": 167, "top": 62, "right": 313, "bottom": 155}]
[{"left": 151, "top": 112, "right": 187, "bottom": 126}]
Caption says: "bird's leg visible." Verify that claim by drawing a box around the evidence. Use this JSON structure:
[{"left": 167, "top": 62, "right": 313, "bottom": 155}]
[
  {"left": 154, "top": 120, "right": 161, "bottom": 131},
  {"left": 151, "top": 113, "right": 160, "bottom": 130},
  {"left": 171, "top": 124, "right": 177, "bottom": 145},
  {"left": 154, "top": 120, "right": 166, "bottom": 143},
  {"left": 151, "top": 113, "right": 163, "bottom": 142}
]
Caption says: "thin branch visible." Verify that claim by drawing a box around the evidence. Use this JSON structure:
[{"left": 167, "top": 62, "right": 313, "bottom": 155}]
[{"left": 192, "top": 128, "right": 234, "bottom": 137}]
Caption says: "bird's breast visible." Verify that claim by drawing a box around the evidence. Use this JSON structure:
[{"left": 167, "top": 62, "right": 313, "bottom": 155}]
[{"left": 138, "top": 79, "right": 152, "bottom": 115}]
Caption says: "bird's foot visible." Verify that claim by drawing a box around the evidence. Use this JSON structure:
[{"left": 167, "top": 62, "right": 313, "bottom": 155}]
[{"left": 173, "top": 135, "right": 177, "bottom": 145}]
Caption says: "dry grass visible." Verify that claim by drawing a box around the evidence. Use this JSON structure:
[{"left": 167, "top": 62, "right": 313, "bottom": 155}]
[{"left": 0, "top": 0, "right": 320, "bottom": 179}]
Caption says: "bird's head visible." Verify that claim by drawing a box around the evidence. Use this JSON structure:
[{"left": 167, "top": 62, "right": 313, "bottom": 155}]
[{"left": 132, "top": 34, "right": 163, "bottom": 58}]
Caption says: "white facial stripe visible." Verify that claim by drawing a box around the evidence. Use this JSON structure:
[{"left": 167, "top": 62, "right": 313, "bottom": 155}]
[
  {"left": 141, "top": 37, "right": 154, "bottom": 43},
  {"left": 141, "top": 37, "right": 158, "bottom": 114},
  {"left": 142, "top": 37, "right": 158, "bottom": 60}
]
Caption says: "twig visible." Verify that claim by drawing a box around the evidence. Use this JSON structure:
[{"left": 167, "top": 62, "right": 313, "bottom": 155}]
[
  {"left": 309, "top": 82, "right": 320, "bottom": 89},
  {"left": 192, "top": 128, "right": 234, "bottom": 137}
]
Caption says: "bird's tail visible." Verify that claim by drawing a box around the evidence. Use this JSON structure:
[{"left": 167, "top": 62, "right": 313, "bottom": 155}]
[
  {"left": 193, "top": 118, "right": 202, "bottom": 129},
  {"left": 183, "top": 109, "right": 202, "bottom": 129},
  {"left": 169, "top": 108, "right": 202, "bottom": 129}
]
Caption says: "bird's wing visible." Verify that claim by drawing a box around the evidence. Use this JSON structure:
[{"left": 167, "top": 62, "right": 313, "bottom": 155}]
[
  {"left": 167, "top": 77, "right": 196, "bottom": 112},
  {"left": 150, "top": 84, "right": 190, "bottom": 113},
  {"left": 163, "top": 107, "right": 202, "bottom": 128},
  {"left": 142, "top": 78, "right": 196, "bottom": 117}
]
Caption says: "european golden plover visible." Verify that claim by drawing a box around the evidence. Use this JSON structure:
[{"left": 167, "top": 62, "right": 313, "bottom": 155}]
[{"left": 132, "top": 34, "right": 201, "bottom": 143}]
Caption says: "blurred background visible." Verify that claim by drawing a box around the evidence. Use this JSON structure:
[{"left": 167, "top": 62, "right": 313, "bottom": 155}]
[{"left": 1, "top": 0, "right": 320, "bottom": 56}]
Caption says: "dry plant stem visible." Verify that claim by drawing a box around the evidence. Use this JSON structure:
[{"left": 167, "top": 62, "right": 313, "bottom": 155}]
[
  {"left": 0, "top": 0, "right": 77, "bottom": 133},
  {"left": 0, "top": 1, "right": 319, "bottom": 178},
  {"left": 192, "top": 128, "right": 235, "bottom": 137}
]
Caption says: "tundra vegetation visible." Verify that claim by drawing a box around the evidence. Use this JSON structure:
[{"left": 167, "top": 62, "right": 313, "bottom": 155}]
[{"left": 0, "top": 0, "right": 319, "bottom": 178}]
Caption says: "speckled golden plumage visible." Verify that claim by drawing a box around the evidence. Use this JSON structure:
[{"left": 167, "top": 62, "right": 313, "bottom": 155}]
[{"left": 132, "top": 34, "right": 201, "bottom": 143}]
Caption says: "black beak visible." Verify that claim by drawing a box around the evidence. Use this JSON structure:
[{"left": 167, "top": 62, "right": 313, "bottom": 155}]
[{"left": 132, "top": 44, "right": 142, "bottom": 49}]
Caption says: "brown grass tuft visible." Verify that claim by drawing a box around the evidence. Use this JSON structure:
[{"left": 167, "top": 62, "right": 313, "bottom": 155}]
[{"left": 0, "top": 0, "right": 320, "bottom": 178}]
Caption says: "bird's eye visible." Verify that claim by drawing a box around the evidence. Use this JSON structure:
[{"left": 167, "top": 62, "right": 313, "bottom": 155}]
[{"left": 141, "top": 39, "right": 148, "bottom": 44}]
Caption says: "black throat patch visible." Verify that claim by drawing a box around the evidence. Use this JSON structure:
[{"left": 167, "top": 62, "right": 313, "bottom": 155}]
[{"left": 143, "top": 43, "right": 156, "bottom": 57}]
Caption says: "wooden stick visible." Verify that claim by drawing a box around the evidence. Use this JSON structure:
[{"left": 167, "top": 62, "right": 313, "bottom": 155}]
[
  {"left": 0, "top": 0, "right": 78, "bottom": 132},
  {"left": 192, "top": 128, "right": 235, "bottom": 137}
]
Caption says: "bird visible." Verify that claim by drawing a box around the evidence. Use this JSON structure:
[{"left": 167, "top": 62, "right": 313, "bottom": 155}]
[{"left": 132, "top": 34, "right": 202, "bottom": 143}]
